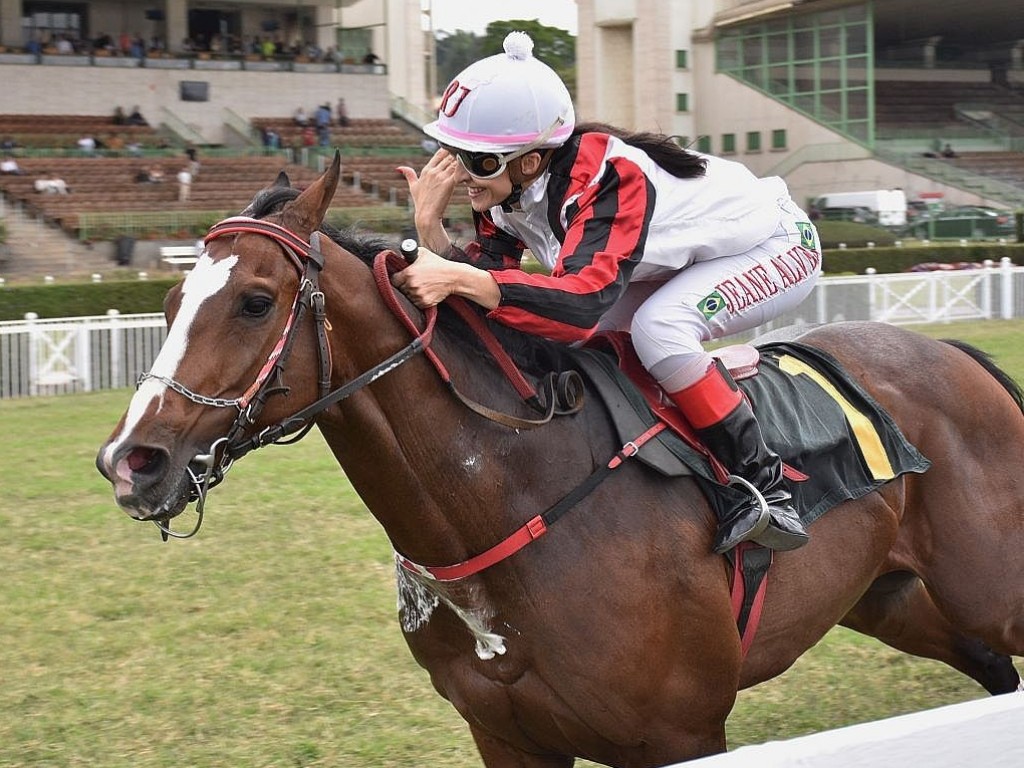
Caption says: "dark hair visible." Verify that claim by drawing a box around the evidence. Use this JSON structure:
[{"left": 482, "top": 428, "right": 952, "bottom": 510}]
[{"left": 572, "top": 121, "right": 707, "bottom": 180}]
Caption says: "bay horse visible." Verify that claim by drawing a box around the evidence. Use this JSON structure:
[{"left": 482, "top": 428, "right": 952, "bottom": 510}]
[{"left": 96, "top": 155, "right": 1024, "bottom": 768}]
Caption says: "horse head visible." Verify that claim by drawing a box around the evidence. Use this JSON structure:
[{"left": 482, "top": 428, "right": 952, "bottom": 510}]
[{"left": 96, "top": 153, "right": 361, "bottom": 533}]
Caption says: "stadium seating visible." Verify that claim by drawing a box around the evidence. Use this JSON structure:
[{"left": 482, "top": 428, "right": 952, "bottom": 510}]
[
  {"left": 250, "top": 117, "right": 424, "bottom": 150},
  {"left": 0, "top": 113, "right": 165, "bottom": 150},
  {"left": 0, "top": 154, "right": 381, "bottom": 236},
  {"left": 875, "top": 80, "right": 1024, "bottom": 133}
]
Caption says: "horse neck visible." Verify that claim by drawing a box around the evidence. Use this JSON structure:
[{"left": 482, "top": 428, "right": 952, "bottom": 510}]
[{"left": 315, "top": 259, "right": 562, "bottom": 568}]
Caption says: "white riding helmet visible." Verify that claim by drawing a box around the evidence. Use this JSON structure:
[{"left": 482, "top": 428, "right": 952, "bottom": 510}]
[{"left": 424, "top": 32, "right": 575, "bottom": 154}]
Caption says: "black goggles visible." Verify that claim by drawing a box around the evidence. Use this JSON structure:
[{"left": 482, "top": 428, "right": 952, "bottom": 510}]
[
  {"left": 442, "top": 146, "right": 516, "bottom": 179},
  {"left": 440, "top": 116, "right": 566, "bottom": 180}
]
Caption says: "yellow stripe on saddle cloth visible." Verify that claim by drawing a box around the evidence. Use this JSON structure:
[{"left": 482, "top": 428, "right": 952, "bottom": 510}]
[{"left": 731, "top": 341, "right": 932, "bottom": 525}]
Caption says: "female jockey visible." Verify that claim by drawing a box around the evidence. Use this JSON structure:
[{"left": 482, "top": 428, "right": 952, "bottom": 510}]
[{"left": 394, "top": 32, "right": 822, "bottom": 553}]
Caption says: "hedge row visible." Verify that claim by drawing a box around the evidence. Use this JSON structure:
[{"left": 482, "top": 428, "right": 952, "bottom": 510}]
[
  {"left": 0, "top": 278, "right": 178, "bottom": 321},
  {"left": 2, "top": 243, "right": 1023, "bottom": 321},
  {"left": 821, "top": 243, "right": 1024, "bottom": 274}
]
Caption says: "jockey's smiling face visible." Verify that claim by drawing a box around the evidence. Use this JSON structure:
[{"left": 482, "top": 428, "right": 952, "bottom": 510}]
[
  {"left": 447, "top": 148, "right": 547, "bottom": 213},
  {"left": 450, "top": 150, "right": 514, "bottom": 212}
]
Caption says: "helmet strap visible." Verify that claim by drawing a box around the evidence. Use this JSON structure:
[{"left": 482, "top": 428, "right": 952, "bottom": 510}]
[
  {"left": 499, "top": 149, "right": 552, "bottom": 211},
  {"left": 499, "top": 183, "right": 524, "bottom": 212}
]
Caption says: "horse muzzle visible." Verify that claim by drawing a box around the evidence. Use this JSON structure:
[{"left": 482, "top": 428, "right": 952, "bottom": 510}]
[{"left": 95, "top": 441, "right": 195, "bottom": 522}]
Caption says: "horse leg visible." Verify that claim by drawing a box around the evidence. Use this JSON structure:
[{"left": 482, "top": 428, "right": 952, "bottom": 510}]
[
  {"left": 469, "top": 726, "right": 574, "bottom": 768},
  {"left": 841, "top": 571, "right": 1021, "bottom": 695}
]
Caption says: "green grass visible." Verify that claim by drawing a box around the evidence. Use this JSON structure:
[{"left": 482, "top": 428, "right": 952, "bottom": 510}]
[{"left": 2, "top": 320, "right": 1022, "bottom": 767}]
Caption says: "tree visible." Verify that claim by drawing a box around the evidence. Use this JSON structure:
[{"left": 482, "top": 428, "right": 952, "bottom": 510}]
[
  {"left": 434, "top": 30, "right": 484, "bottom": 98},
  {"left": 433, "top": 20, "right": 576, "bottom": 100},
  {"left": 483, "top": 20, "right": 576, "bottom": 99}
]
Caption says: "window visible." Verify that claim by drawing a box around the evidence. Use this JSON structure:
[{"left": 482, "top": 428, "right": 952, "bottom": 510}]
[
  {"left": 721, "top": 133, "right": 736, "bottom": 154},
  {"left": 746, "top": 131, "right": 761, "bottom": 152},
  {"left": 772, "top": 129, "right": 787, "bottom": 149},
  {"left": 715, "top": 4, "right": 874, "bottom": 146},
  {"left": 675, "top": 49, "right": 688, "bottom": 69},
  {"left": 697, "top": 135, "right": 712, "bottom": 153},
  {"left": 675, "top": 93, "right": 689, "bottom": 112}
]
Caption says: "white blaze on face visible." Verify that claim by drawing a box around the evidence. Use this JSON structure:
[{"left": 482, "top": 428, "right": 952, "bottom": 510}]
[{"left": 102, "top": 252, "right": 239, "bottom": 469}]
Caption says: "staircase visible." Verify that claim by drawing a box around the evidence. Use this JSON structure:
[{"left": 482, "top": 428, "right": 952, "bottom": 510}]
[{"left": 0, "top": 201, "right": 115, "bottom": 280}]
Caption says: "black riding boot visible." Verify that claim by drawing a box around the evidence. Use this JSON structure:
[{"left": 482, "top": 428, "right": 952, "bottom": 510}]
[{"left": 670, "top": 360, "right": 809, "bottom": 554}]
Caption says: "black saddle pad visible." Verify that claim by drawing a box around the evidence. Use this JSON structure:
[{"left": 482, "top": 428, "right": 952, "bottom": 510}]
[
  {"left": 574, "top": 341, "right": 931, "bottom": 526},
  {"left": 741, "top": 341, "right": 931, "bottom": 524}
]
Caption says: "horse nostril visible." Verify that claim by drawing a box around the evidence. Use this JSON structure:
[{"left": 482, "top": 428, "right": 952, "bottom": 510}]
[
  {"left": 127, "top": 446, "right": 161, "bottom": 474},
  {"left": 126, "top": 446, "right": 165, "bottom": 476}
]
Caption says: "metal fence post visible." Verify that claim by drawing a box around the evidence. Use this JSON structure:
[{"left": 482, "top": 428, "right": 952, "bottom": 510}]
[
  {"left": 1001, "top": 256, "right": 1014, "bottom": 320},
  {"left": 108, "top": 309, "right": 122, "bottom": 388}
]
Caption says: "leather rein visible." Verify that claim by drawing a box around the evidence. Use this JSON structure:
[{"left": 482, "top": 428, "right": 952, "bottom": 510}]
[{"left": 143, "top": 216, "right": 581, "bottom": 540}]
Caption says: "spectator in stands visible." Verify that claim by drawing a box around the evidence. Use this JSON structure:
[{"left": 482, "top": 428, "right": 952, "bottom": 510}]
[
  {"left": 185, "top": 146, "right": 200, "bottom": 176},
  {"left": 77, "top": 134, "right": 97, "bottom": 155},
  {"left": 113, "top": 106, "right": 126, "bottom": 125},
  {"left": 34, "top": 171, "right": 69, "bottom": 194},
  {"left": 106, "top": 133, "right": 126, "bottom": 154},
  {"left": 294, "top": 106, "right": 309, "bottom": 126},
  {"left": 0, "top": 136, "right": 16, "bottom": 152},
  {"left": 315, "top": 102, "right": 332, "bottom": 128},
  {"left": 176, "top": 167, "right": 192, "bottom": 202},
  {"left": 135, "top": 165, "right": 162, "bottom": 183},
  {"left": 301, "top": 125, "right": 316, "bottom": 147},
  {"left": 315, "top": 103, "right": 333, "bottom": 146},
  {"left": 941, "top": 143, "right": 957, "bottom": 159},
  {"left": 129, "top": 34, "right": 146, "bottom": 59},
  {"left": 93, "top": 32, "right": 114, "bottom": 54},
  {"left": 336, "top": 97, "right": 350, "bottom": 127},
  {"left": 261, "top": 127, "right": 280, "bottom": 150},
  {"left": 1, "top": 154, "right": 25, "bottom": 175},
  {"left": 55, "top": 35, "right": 74, "bottom": 54},
  {"left": 127, "top": 106, "right": 148, "bottom": 126},
  {"left": 363, "top": 50, "right": 380, "bottom": 66}
]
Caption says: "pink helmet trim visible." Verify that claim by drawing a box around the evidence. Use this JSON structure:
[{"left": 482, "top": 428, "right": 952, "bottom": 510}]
[{"left": 434, "top": 121, "right": 574, "bottom": 149}]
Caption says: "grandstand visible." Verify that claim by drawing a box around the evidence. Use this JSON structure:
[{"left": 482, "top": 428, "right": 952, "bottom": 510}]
[
  {"left": 576, "top": 0, "right": 1024, "bottom": 214},
  {"left": 0, "top": 102, "right": 448, "bottom": 277},
  {"left": 4, "top": 0, "right": 1024, "bottom": 281}
]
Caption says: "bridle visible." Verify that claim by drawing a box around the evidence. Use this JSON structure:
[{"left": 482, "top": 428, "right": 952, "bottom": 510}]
[
  {"left": 137, "top": 215, "right": 342, "bottom": 538},
  {"left": 140, "top": 216, "right": 581, "bottom": 540}
]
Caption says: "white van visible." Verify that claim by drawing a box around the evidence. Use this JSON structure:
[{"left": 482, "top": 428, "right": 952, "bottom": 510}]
[{"left": 812, "top": 189, "right": 908, "bottom": 227}]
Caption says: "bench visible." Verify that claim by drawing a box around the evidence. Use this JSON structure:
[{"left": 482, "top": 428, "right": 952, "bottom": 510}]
[{"left": 160, "top": 245, "right": 199, "bottom": 270}]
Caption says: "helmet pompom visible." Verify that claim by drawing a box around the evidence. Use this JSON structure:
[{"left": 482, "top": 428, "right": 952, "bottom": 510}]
[{"left": 503, "top": 32, "right": 534, "bottom": 61}]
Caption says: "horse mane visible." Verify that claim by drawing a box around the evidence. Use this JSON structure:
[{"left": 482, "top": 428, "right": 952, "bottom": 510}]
[
  {"left": 242, "top": 182, "right": 578, "bottom": 379},
  {"left": 941, "top": 339, "right": 1024, "bottom": 413}
]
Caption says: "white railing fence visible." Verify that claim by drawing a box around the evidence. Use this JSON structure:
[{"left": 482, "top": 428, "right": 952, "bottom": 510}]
[{"left": 2, "top": 259, "right": 1023, "bottom": 399}]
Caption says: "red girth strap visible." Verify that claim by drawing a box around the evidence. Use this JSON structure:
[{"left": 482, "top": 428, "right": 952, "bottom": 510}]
[{"left": 396, "top": 422, "right": 668, "bottom": 581}]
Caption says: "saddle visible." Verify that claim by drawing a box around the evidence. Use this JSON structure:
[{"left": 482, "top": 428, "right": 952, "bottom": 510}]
[
  {"left": 574, "top": 331, "right": 928, "bottom": 527},
  {"left": 571, "top": 331, "right": 931, "bottom": 655}
]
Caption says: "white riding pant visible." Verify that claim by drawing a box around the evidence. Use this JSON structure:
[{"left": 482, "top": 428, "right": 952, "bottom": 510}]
[{"left": 597, "top": 199, "right": 821, "bottom": 394}]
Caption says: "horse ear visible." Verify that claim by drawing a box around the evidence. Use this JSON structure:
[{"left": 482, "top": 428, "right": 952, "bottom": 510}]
[
  {"left": 274, "top": 170, "right": 291, "bottom": 188},
  {"left": 285, "top": 151, "right": 340, "bottom": 233}
]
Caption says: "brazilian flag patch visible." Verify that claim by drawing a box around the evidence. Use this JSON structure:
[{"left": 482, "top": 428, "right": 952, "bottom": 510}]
[
  {"left": 797, "top": 221, "right": 816, "bottom": 250},
  {"left": 697, "top": 291, "right": 727, "bottom": 320}
]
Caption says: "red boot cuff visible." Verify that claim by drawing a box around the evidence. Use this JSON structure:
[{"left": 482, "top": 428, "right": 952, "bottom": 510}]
[{"left": 670, "top": 363, "right": 743, "bottom": 429}]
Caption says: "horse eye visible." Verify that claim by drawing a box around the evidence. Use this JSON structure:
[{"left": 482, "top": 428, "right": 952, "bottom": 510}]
[{"left": 241, "top": 296, "right": 274, "bottom": 318}]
